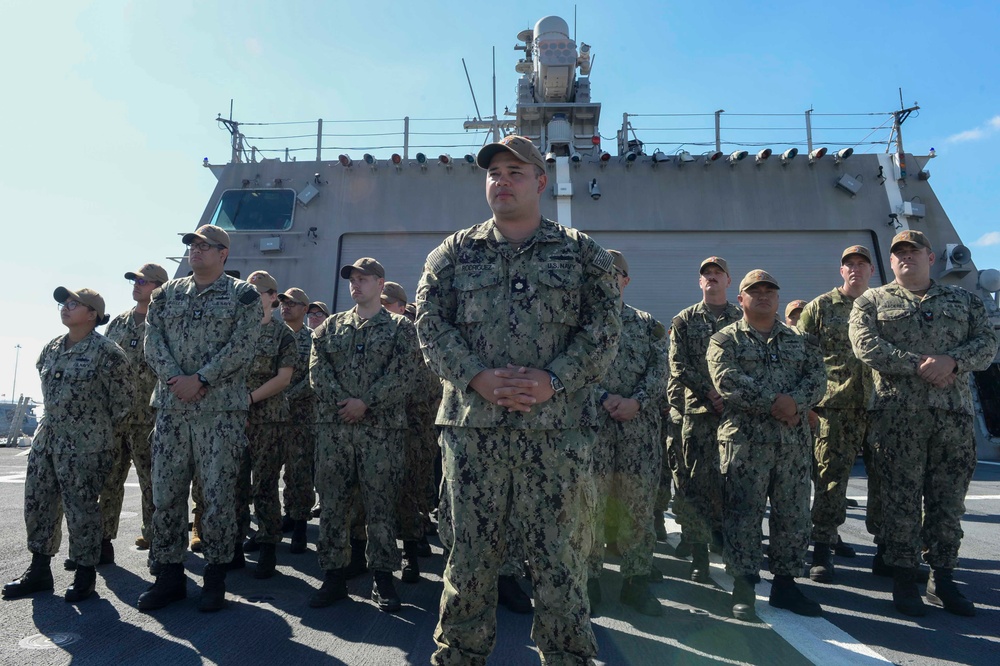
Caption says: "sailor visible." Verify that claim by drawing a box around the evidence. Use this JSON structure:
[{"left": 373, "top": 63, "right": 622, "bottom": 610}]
[
  {"left": 668, "top": 256, "right": 743, "bottom": 581},
  {"left": 586, "top": 249, "right": 668, "bottom": 617},
  {"left": 795, "top": 245, "right": 875, "bottom": 583},
  {"left": 661, "top": 368, "right": 689, "bottom": 554},
  {"left": 849, "top": 229, "right": 998, "bottom": 617},
  {"left": 3, "top": 287, "right": 130, "bottom": 603},
  {"left": 707, "top": 269, "right": 826, "bottom": 622},
  {"left": 784, "top": 300, "right": 808, "bottom": 327},
  {"left": 97, "top": 264, "right": 168, "bottom": 565},
  {"left": 308, "top": 257, "right": 419, "bottom": 612},
  {"left": 416, "top": 135, "right": 621, "bottom": 665},
  {"left": 237, "top": 271, "right": 296, "bottom": 579},
  {"left": 138, "top": 224, "right": 262, "bottom": 612},
  {"left": 277, "top": 287, "right": 317, "bottom": 554},
  {"left": 306, "top": 301, "right": 330, "bottom": 329}
]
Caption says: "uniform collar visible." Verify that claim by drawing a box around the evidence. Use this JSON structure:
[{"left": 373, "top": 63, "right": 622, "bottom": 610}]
[{"left": 346, "top": 306, "right": 391, "bottom": 329}]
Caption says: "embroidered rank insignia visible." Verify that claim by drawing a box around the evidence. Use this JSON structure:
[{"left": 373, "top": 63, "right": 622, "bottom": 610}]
[
  {"left": 130, "top": 338, "right": 139, "bottom": 348},
  {"left": 921, "top": 311, "right": 934, "bottom": 322},
  {"left": 193, "top": 310, "right": 203, "bottom": 320},
  {"left": 770, "top": 353, "right": 778, "bottom": 362},
  {"left": 355, "top": 344, "right": 365, "bottom": 353},
  {"left": 53, "top": 370, "right": 63, "bottom": 380},
  {"left": 512, "top": 277, "right": 528, "bottom": 293}
]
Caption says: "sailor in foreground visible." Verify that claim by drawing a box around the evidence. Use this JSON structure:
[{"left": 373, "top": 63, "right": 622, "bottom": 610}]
[
  {"left": 586, "top": 249, "right": 667, "bottom": 617},
  {"left": 417, "top": 135, "right": 621, "bottom": 665},
  {"left": 139, "top": 224, "right": 262, "bottom": 612},
  {"left": 309, "top": 258, "right": 419, "bottom": 612},
  {"left": 707, "top": 270, "right": 826, "bottom": 622},
  {"left": 849, "top": 229, "right": 998, "bottom": 617},
  {"left": 3, "top": 287, "right": 129, "bottom": 603}
]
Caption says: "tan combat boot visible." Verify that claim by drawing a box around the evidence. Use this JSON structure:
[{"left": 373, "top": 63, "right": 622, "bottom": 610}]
[{"left": 190, "top": 515, "right": 203, "bottom": 552}]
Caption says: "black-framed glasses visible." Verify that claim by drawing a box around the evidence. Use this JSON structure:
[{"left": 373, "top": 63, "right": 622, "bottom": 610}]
[
  {"left": 129, "top": 278, "right": 152, "bottom": 286},
  {"left": 187, "top": 241, "right": 224, "bottom": 252},
  {"left": 58, "top": 300, "right": 92, "bottom": 312}
]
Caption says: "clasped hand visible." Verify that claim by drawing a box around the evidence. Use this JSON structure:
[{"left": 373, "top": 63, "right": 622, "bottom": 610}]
[{"left": 470, "top": 364, "right": 556, "bottom": 413}]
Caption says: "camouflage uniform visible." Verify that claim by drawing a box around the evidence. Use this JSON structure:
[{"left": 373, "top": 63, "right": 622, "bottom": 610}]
[
  {"left": 707, "top": 320, "right": 826, "bottom": 576},
  {"left": 310, "top": 307, "right": 419, "bottom": 572},
  {"left": 281, "top": 324, "right": 317, "bottom": 522},
  {"left": 417, "top": 218, "right": 621, "bottom": 666},
  {"left": 27, "top": 331, "right": 130, "bottom": 566},
  {"left": 145, "top": 274, "right": 262, "bottom": 565},
  {"left": 662, "top": 374, "right": 687, "bottom": 524},
  {"left": 587, "top": 305, "right": 667, "bottom": 579},
  {"left": 849, "top": 281, "right": 998, "bottom": 569},
  {"left": 669, "top": 302, "right": 743, "bottom": 545},
  {"left": 237, "top": 319, "right": 297, "bottom": 544},
  {"left": 398, "top": 360, "right": 443, "bottom": 541},
  {"left": 99, "top": 309, "right": 158, "bottom": 543},
  {"left": 796, "top": 289, "right": 871, "bottom": 544}
]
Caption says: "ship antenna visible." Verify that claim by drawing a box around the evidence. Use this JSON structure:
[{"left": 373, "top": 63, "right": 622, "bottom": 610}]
[
  {"left": 462, "top": 58, "right": 483, "bottom": 123},
  {"left": 492, "top": 46, "right": 500, "bottom": 142}
]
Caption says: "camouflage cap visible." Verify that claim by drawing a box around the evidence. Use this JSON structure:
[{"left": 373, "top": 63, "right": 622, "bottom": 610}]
[
  {"left": 784, "top": 299, "right": 808, "bottom": 318},
  {"left": 340, "top": 257, "right": 385, "bottom": 279},
  {"left": 380, "top": 281, "right": 408, "bottom": 304},
  {"left": 54, "top": 286, "right": 107, "bottom": 321},
  {"left": 739, "top": 269, "right": 781, "bottom": 292},
  {"left": 307, "top": 301, "right": 330, "bottom": 316},
  {"left": 476, "top": 135, "right": 547, "bottom": 171},
  {"left": 247, "top": 270, "right": 278, "bottom": 293},
  {"left": 124, "top": 263, "right": 169, "bottom": 284},
  {"left": 607, "top": 249, "right": 630, "bottom": 276},
  {"left": 700, "top": 256, "right": 729, "bottom": 276},
  {"left": 890, "top": 229, "right": 932, "bottom": 252},
  {"left": 841, "top": 245, "right": 873, "bottom": 264},
  {"left": 182, "top": 224, "right": 230, "bottom": 249},
  {"left": 277, "top": 287, "right": 310, "bottom": 305}
]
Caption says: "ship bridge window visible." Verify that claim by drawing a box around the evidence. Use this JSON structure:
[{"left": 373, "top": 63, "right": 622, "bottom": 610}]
[{"left": 210, "top": 189, "right": 295, "bottom": 231}]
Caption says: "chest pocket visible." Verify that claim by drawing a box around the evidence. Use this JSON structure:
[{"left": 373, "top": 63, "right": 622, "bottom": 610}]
[
  {"left": 735, "top": 343, "right": 765, "bottom": 376},
  {"left": 454, "top": 270, "right": 502, "bottom": 324},
  {"left": 536, "top": 265, "right": 582, "bottom": 326},
  {"left": 201, "top": 304, "right": 237, "bottom": 342}
]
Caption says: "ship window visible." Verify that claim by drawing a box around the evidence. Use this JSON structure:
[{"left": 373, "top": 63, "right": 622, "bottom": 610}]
[{"left": 210, "top": 189, "right": 295, "bottom": 231}]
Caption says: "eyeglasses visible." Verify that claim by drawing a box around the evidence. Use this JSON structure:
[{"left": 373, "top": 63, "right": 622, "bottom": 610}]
[
  {"left": 187, "top": 241, "right": 224, "bottom": 252},
  {"left": 129, "top": 278, "right": 155, "bottom": 286},
  {"left": 307, "top": 311, "right": 327, "bottom": 318},
  {"left": 282, "top": 301, "right": 307, "bottom": 307},
  {"left": 58, "top": 300, "right": 92, "bottom": 312}
]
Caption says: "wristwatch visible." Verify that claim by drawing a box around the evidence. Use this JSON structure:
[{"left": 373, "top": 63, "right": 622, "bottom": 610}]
[
  {"left": 197, "top": 373, "right": 210, "bottom": 387},
  {"left": 548, "top": 371, "right": 565, "bottom": 393}
]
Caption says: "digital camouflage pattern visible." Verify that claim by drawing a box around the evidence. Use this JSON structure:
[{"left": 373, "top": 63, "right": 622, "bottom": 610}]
[
  {"left": 399, "top": 362, "right": 443, "bottom": 540},
  {"left": 669, "top": 301, "right": 742, "bottom": 546},
  {"left": 144, "top": 273, "right": 261, "bottom": 565},
  {"left": 27, "top": 331, "right": 130, "bottom": 566},
  {"left": 282, "top": 324, "right": 317, "bottom": 521},
  {"left": 797, "top": 288, "right": 872, "bottom": 543},
  {"left": 849, "top": 281, "right": 998, "bottom": 569},
  {"left": 416, "top": 217, "right": 619, "bottom": 666},
  {"left": 310, "top": 307, "right": 419, "bottom": 571},
  {"left": 707, "top": 319, "right": 826, "bottom": 576},
  {"left": 237, "top": 318, "right": 298, "bottom": 545},
  {"left": 99, "top": 308, "right": 157, "bottom": 542},
  {"left": 588, "top": 305, "right": 666, "bottom": 579}
]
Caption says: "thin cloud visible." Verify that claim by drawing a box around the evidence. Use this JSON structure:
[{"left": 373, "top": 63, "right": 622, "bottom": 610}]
[
  {"left": 947, "top": 115, "right": 1000, "bottom": 143},
  {"left": 972, "top": 231, "right": 1000, "bottom": 247}
]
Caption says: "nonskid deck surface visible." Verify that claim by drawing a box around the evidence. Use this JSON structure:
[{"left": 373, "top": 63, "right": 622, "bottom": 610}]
[{"left": 0, "top": 450, "right": 997, "bottom": 665}]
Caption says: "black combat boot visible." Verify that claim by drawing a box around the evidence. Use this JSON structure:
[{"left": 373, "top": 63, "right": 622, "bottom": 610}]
[
  {"left": 620, "top": 576, "right": 664, "bottom": 617},
  {"left": 344, "top": 539, "right": 369, "bottom": 579},
  {"left": 647, "top": 563, "right": 664, "bottom": 583},
  {"left": 281, "top": 514, "right": 294, "bottom": 533},
  {"left": 65, "top": 565, "right": 97, "bottom": 602},
  {"left": 289, "top": 520, "right": 308, "bottom": 554},
  {"left": 809, "top": 542, "right": 834, "bottom": 583},
  {"left": 674, "top": 534, "right": 692, "bottom": 559},
  {"left": 653, "top": 510, "right": 667, "bottom": 542},
  {"left": 137, "top": 563, "right": 186, "bottom": 611},
  {"left": 2, "top": 553, "right": 54, "bottom": 599},
  {"left": 731, "top": 574, "right": 760, "bottom": 622},
  {"left": 892, "top": 567, "right": 927, "bottom": 617},
  {"left": 254, "top": 543, "right": 277, "bottom": 579},
  {"left": 242, "top": 533, "right": 259, "bottom": 553},
  {"left": 98, "top": 539, "right": 115, "bottom": 566},
  {"left": 224, "top": 541, "right": 245, "bottom": 571},
  {"left": 833, "top": 535, "right": 856, "bottom": 558},
  {"left": 147, "top": 555, "right": 161, "bottom": 576},
  {"left": 309, "top": 568, "right": 348, "bottom": 608},
  {"left": 689, "top": 544, "right": 710, "bottom": 583},
  {"left": 64, "top": 558, "right": 78, "bottom": 571},
  {"left": 769, "top": 574, "right": 822, "bottom": 616},
  {"left": 497, "top": 574, "right": 532, "bottom": 614},
  {"left": 586, "top": 576, "right": 602, "bottom": 614},
  {"left": 198, "top": 563, "right": 227, "bottom": 612},
  {"left": 926, "top": 567, "right": 975, "bottom": 617},
  {"left": 401, "top": 540, "right": 421, "bottom": 583},
  {"left": 372, "top": 571, "right": 401, "bottom": 612},
  {"left": 415, "top": 535, "right": 432, "bottom": 558}
]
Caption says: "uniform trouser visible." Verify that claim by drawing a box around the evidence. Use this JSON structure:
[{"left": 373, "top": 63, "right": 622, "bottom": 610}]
[
  {"left": 398, "top": 411, "right": 432, "bottom": 541},
  {"left": 588, "top": 414, "right": 661, "bottom": 579},
  {"left": 722, "top": 432, "right": 811, "bottom": 577},
  {"left": 654, "top": 419, "right": 672, "bottom": 512},
  {"left": 281, "top": 400, "right": 316, "bottom": 521},
  {"left": 438, "top": 480, "right": 526, "bottom": 577},
  {"left": 432, "top": 426, "right": 598, "bottom": 666},
  {"left": 664, "top": 418, "right": 688, "bottom": 523},
  {"left": 680, "top": 412, "right": 723, "bottom": 544},
  {"left": 811, "top": 408, "right": 867, "bottom": 543},
  {"left": 151, "top": 410, "right": 247, "bottom": 566},
  {"left": 237, "top": 422, "right": 284, "bottom": 545},
  {"left": 871, "top": 409, "right": 976, "bottom": 570},
  {"left": 25, "top": 446, "right": 116, "bottom": 567},
  {"left": 863, "top": 436, "right": 883, "bottom": 543},
  {"left": 314, "top": 423, "right": 403, "bottom": 572},
  {"left": 99, "top": 422, "right": 154, "bottom": 542}
]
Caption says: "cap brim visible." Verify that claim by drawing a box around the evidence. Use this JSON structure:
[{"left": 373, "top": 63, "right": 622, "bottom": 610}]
[
  {"left": 700, "top": 263, "right": 728, "bottom": 276},
  {"left": 340, "top": 265, "right": 356, "bottom": 279},
  {"left": 841, "top": 253, "right": 872, "bottom": 264},
  {"left": 890, "top": 241, "right": 921, "bottom": 252},
  {"left": 181, "top": 232, "right": 209, "bottom": 245},
  {"left": 743, "top": 280, "right": 780, "bottom": 291},
  {"left": 54, "top": 286, "right": 77, "bottom": 304},
  {"left": 476, "top": 144, "right": 509, "bottom": 169},
  {"left": 124, "top": 272, "right": 138, "bottom": 281}
]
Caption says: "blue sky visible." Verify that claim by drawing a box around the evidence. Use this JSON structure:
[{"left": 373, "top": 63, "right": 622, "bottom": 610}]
[{"left": 2, "top": 0, "right": 998, "bottom": 404}]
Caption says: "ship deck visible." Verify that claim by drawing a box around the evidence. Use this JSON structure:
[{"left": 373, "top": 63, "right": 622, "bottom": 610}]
[{"left": 0, "top": 449, "right": 997, "bottom": 665}]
